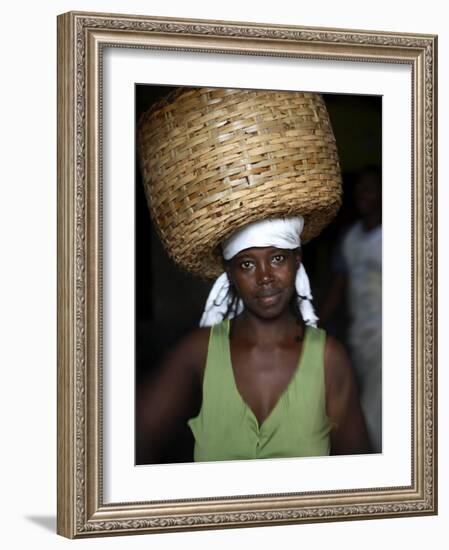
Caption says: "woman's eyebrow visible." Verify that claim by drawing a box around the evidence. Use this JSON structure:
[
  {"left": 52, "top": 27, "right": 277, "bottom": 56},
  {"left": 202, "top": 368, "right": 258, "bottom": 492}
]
[
  {"left": 235, "top": 247, "right": 290, "bottom": 258},
  {"left": 235, "top": 254, "right": 254, "bottom": 261},
  {"left": 234, "top": 249, "right": 255, "bottom": 258}
]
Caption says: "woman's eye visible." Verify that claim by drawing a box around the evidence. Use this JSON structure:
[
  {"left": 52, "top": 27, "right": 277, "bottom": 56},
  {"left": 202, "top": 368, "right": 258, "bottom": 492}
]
[
  {"left": 272, "top": 255, "right": 285, "bottom": 264},
  {"left": 240, "top": 260, "right": 254, "bottom": 270}
]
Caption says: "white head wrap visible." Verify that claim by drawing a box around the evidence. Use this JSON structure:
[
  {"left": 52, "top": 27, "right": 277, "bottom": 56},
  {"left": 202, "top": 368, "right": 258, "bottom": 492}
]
[{"left": 199, "top": 217, "right": 318, "bottom": 327}]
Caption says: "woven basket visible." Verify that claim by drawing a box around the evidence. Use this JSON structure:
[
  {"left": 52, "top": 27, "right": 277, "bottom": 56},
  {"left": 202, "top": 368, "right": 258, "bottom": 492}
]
[{"left": 137, "top": 87, "right": 342, "bottom": 279}]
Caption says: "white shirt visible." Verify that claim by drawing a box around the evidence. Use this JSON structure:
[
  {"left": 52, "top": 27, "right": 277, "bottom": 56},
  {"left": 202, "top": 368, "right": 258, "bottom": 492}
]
[{"left": 342, "top": 221, "right": 382, "bottom": 349}]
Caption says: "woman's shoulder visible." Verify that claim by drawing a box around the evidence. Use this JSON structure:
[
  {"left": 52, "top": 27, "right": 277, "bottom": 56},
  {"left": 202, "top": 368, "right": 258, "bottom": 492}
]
[
  {"left": 323, "top": 332, "right": 345, "bottom": 354},
  {"left": 322, "top": 333, "right": 354, "bottom": 387},
  {"left": 175, "top": 325, "right": 211, "bottom": 357},
  {"left": 185, "top": 325, "right": 211, "bottom": 347},
  {"left": 170, "top": 325, "right": 212, "bottom": 380}
]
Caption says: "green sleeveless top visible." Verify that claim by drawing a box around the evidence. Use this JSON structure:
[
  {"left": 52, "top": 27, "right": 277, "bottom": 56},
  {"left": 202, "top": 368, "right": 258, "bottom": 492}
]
[{"left": 188, "top": 320, "right": 331, "bottom": 462}]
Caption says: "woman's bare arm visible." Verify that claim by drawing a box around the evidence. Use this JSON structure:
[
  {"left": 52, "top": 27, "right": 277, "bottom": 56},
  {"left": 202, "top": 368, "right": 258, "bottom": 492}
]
[
  {"left": 324, "top": 335, "right": 372, "bottom": 455},
  {"left": 136, "top": 327, "right": 210, "bottom": 462}
]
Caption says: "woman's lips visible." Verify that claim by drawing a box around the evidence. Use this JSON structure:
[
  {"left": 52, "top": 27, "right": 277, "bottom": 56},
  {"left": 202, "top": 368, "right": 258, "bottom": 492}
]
[
  {"left": 256, "top": 289, "right": 282, "bottom": 305},
  {"left": 256, "top": 288, "right": 281, "bottom": 298}
]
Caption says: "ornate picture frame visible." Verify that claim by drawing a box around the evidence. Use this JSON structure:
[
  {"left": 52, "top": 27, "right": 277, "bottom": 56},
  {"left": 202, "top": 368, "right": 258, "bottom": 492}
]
[{"left": 57, "top": 11, "right": 437, "bottom": 538}]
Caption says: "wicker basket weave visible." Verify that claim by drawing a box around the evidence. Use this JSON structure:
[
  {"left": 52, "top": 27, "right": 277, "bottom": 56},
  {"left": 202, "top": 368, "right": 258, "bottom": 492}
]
[{"left": 137, "top": 87, "right": 342, "bottom": 279}]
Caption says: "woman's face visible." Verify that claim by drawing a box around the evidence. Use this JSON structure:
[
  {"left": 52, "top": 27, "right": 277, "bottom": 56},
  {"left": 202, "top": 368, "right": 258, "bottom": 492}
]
[{"left": 227, "top": 246, "right": 301, "bottom": 320}]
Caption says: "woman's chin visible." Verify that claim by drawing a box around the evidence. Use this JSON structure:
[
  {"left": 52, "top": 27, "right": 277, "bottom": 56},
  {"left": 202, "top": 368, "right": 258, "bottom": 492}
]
[
  {"left": 245, "top": 299, "right": 291, "bottom": 320},
  {"left": 256, "top": 293, "right": 282, "bottom": 308}
]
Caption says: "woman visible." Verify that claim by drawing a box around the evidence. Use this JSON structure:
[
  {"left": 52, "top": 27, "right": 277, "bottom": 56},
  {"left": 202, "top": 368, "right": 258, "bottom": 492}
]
[{"left": 136, "top": 217, "right": 371, "bottom": 462}]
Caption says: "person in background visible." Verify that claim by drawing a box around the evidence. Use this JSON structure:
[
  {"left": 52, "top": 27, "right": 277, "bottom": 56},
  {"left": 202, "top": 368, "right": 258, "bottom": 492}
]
[{"left": 319, "top": 166, "right": 382, "bottom": 453}]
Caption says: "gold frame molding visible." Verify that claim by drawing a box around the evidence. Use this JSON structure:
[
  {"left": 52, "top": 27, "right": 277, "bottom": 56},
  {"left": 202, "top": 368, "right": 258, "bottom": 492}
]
[{"left": 57, "top": 11, "right": 438, "bottom": 539}]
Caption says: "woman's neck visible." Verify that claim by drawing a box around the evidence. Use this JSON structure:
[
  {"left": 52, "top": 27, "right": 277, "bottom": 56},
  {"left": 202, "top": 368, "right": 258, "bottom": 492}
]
[{"left": 231, "top": 310, "right": 302, "bottom": 347}]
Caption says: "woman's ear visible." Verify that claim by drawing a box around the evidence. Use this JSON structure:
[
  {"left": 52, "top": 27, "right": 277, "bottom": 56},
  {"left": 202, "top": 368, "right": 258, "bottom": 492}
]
[
  {"left": 223, "top": 259, "right": 233, "bottom": 282},
  {"left": 295, "top": 249, "right": 302, "bottom": 270}
]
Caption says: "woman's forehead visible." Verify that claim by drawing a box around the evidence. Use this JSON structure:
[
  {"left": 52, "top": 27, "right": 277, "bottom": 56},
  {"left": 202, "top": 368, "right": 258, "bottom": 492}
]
[{"left": 234, "top": 246, "right": 296, "bottom": 258}]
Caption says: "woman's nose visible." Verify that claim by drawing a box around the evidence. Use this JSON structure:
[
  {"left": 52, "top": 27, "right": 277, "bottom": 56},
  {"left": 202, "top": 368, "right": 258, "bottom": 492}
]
[{"left": 256, "top": 263, "right": 274, "bottom": 284}]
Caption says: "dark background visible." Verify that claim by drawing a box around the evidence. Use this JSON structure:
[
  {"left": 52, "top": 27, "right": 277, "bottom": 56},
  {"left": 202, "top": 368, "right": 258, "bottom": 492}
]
[{"left": 135, "top": 85, "right": 382, "bottom": 464}]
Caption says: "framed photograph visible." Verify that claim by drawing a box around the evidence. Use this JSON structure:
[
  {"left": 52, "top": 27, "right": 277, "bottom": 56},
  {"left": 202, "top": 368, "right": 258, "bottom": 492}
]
[{"left": 57, "top": 11, "right": 437, "bottom": 538}]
